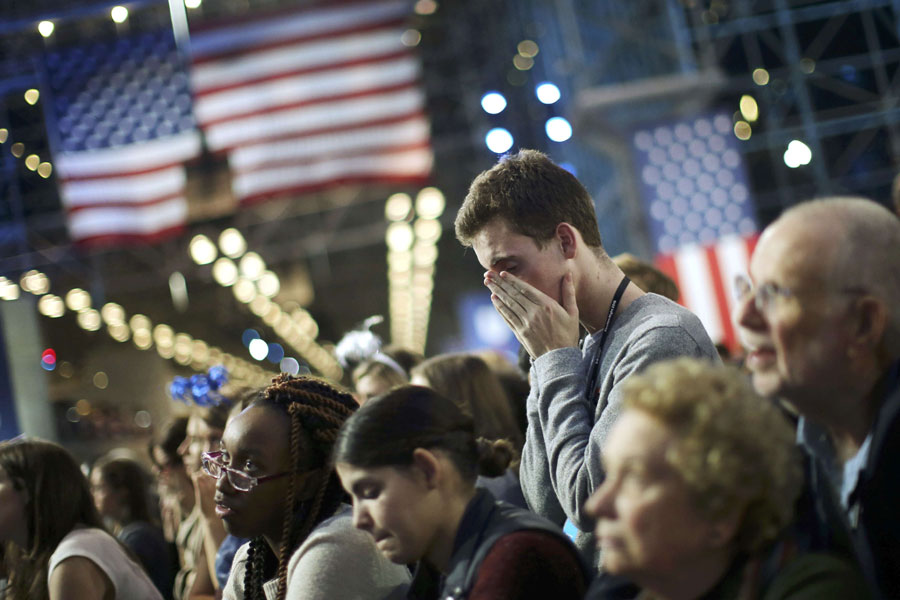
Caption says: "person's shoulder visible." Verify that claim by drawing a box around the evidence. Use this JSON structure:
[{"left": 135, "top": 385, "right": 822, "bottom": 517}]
[
  {"left": 231, "top": 539, "right": 252, "bottom": 564},
  {"left": 54, "top": 527, "right": 117, "bottom": 555},
  {"left": 619, "top": 294, "right": 716, "bottom": 354},
  {"left": 490, "top": 529, "right": 576, "bottom": 557},
  {"left": 286, "top": 506, "right": 411, "bottom": 596},
  {"left": 471, "top": 531, "right": 587, "bottom": 598},
  {"left": 290, "top": 506, "right": 371, "bottom": 564},
  {"left": 628, "top": 294, "right": 701, "bottom": 326},
  {"left": 305, "top": 505, "right": 357, "bottom": 541},
  {"left": 762, "top": 552, "right": 871, "bottom": 600}
]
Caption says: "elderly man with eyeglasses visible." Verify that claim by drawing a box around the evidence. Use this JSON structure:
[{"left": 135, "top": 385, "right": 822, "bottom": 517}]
[{"left": 734, "top": 197, "right": 900, "bottom": 600}]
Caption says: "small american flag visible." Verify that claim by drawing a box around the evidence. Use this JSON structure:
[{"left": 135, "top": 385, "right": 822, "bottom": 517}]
[
  {"left": 47, "top": 29, "right": 200, "bottom": 245},
  {"left": 631, "top": 112, "right": 758, "bottom": 352},
  {"left": 189, "top": 0, "right": 434, "bottom": 205}
]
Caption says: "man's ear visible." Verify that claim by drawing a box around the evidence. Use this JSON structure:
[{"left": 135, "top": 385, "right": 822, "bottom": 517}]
[
  {"left": 411, "top": 448, "right": 442, "bottom": 490},
  {"left": 849, "top": 296, "right": 887, "bottom": 353},
  {"left": 556, "top": 222, "right": 578, "bottom": 259}
]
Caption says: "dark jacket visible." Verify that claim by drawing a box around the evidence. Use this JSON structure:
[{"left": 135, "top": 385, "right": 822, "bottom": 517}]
[
  {"left": 805, "top": 360, "right": 900, "bottom": 600},
  {"left": 408, "top": 489, "right": 589, "bottom": 600}
]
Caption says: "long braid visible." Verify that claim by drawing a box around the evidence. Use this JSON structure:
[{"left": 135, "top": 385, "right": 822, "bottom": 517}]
[
  {"left": 253, "top": 374, "right": 357, "bottom": 600},
  {"left": 274, "top": 407, "right": 301, "bottom": 600}
]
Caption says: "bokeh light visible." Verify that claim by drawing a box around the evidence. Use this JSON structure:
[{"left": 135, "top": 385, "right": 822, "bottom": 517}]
[
  {"left": 248, "top": 338, "right": 269, "bottom": 360},
  {"left": 110, "top": 6, "right": 128, "bottom": 23},
  {"left": 536, "top": 82, "right": 561, "bottom": 104},
  {"left": 480, "top": 92, "right": 507, "bottom": 115},
  {"left": 545, "top": 117, "right": 573, "bottom": 142},
  {"left": 485, "top": 128, "right": 514, "bottom": 153}
]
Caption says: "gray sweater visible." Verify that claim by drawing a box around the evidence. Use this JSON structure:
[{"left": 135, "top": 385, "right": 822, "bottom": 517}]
[
  {"left": 520, "top": 293, "right": 719, "bottom": 567},
  {"left": 223, "top": 506, "right": 409, "bottom": 600}
]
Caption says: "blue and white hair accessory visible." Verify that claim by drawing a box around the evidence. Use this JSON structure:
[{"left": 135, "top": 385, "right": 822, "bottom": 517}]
[
  {"left": 334, "top": 315, "right": 385, "bottom": 370},
  {"left": 169, "top": 365, "right": 230, "bottom": 407}
]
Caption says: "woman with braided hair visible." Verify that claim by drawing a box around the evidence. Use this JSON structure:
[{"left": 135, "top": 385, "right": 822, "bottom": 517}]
[
  {"left": 334, "top": 385, "right": 589, "bottom": 600},
  {"left": 211, "top": 375, "right": 409, "bottom": 600}
]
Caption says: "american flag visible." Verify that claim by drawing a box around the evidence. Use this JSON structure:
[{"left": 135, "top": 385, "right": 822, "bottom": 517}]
[
  {"left": 631, "top": 112, "right": 758, "bottom": 352},
  {"left": 47, "top": 29, "right": 200, "bottom": 245},
  {"left": 189, "top": 0, "right": 434, "bottom": 205}
]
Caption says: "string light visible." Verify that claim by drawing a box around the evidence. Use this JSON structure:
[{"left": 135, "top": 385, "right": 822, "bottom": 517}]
[
  {"left": 752, "top": 68, "right": 770, "bottom": 86},
  {"left": 385, "top": 193, "right": 412, "bottom": 221},
  {"left": 739, "top": 95, "right": 759, "bottom": 122},
  {"left": 189, "top": 234, "right": 217, "bottom": 265},
  {"left": 513, "top": 55, "right": 534, "bottom": 71},
  {"left": 192, "top": 230, "right": 340, "bottom": 379},
  {"left": 400, "top": 29, "right": 421, "bottom": 47},
  {"left": 388, "top": 188, "right": 442, "bottom": 352},
  {"left": 19, "top": 271, "right": 272, "bottom": 385},
  {"left": 218, "top": 228, "right": 246, "bottom": 258},
  {"left": 414, "top": 0, "right": 437, "bottom": 15}
]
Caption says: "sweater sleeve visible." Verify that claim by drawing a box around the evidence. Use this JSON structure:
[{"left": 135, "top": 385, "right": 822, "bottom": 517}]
[
  {"left": 467, "top": 531, "right": 587, "bottom": 600},
  {"left": 519, "top": 347, "right": 582, "bottom": 526},
  {"left": 532, "top": 325, "right": 712, "bottom": 530}
]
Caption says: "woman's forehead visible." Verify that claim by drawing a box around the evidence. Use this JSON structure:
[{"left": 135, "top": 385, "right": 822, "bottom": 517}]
[{"left": 223, "top": 405, "right": 290, "bottom": 455}]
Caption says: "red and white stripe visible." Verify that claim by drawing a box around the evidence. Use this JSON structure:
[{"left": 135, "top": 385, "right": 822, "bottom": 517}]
[
  {"left": 56, "top": 131, "right": 200, "bottom": 244},
  {"left": 189, "top": 0, "right": 433, "bottom": 205},
  {"left": 655, "top": 233, "right": 759, "bottom": 352}
]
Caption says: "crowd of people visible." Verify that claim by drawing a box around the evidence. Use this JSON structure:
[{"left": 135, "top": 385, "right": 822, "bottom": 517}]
[{"left": 1, "top": 149, "right": 898, "bottom": 600}]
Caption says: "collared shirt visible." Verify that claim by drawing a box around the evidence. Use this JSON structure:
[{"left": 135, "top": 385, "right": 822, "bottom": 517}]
[{"left": 797, "top": 418, "right": 872, "bottom": 511}]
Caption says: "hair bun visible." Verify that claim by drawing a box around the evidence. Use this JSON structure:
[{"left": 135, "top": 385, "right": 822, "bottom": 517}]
[{"left": 475, "top": 437, "right": 514, "bottom": 477}]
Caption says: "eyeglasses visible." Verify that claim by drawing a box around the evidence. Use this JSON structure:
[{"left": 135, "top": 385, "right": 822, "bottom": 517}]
[
  {"left": 733, "top": 274, "right": 794, "bottom": 314},
  {"left": 734, "top": 274, "right": 868, "bottom": 314},
  {"left": 201, "top": 451, "right": 291, "bottom": 492}
]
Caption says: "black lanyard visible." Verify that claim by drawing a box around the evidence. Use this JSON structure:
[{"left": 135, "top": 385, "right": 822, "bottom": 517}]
[{"left": 585, "top": 276, "right": 630, "bottom": 403}]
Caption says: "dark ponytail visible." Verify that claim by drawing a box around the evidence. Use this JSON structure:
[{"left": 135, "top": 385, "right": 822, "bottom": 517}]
[{"left": 334, "top": 385, "right": 513, "bottom": 481}]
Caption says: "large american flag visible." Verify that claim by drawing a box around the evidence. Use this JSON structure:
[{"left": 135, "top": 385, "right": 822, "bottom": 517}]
[
  {"left": 189, "top": 0, "right": 434, "bottom": 205},
  {"left": 631, "top": 112, "right": 758, "bottom": 352},
  {"left": 47, "top": 29, "right": 200, "bottom": 245}
]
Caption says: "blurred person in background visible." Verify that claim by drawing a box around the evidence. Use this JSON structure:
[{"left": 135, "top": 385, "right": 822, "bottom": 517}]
[
  {"left": 213, "top": 375, "right": 410, "bottom": 599},
  {"left": 0, "top": 438, "right": 163, "bottom": 600},
  {"left": 476, "top": 349, "right": 530, "bottom": 439},
  {"left": 210, "top": 389, "right": 261, "bottom": 591},
  {"left": 611, "top": 253, "right": 679, "bottom": 302},
  {"left": 335, "top": 385, "right": 589, "bottom": 599},
  {"left": 91, "top": 454, "right": 174, "bottom": 599},
  {"left": 352, "top": 345, "right": 424, "bottom": 405},
  {"left": 176, "top": 402, "right": 231, "bottom": 600},
  {"left": 584, "top": 358, "right": 867, "bottom": 600},
  {"left": 334, "top": 316, "right": 423, "bottom": 404},
  {"left": 892, "top": 172, "right": 900, "bottom": 219},
  {"left": 149, "top": 416, "right": 193, "bottom": 545},
  {"left": 411, "top": 352, "right": 527, "bottom": 508}
]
